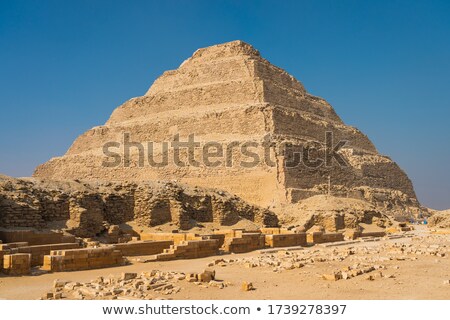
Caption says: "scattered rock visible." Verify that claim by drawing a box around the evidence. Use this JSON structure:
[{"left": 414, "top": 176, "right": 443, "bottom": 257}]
[
  {"left": 121, "top": 272, "right": 137, "bottom": 281},
  {"left": 241, "top": 282, "right": 254, "bottom": 291}
]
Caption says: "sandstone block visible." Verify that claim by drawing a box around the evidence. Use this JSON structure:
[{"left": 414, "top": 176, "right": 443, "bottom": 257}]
[{"left": 241, "top": 281, "right": 254, "bottom": 291}]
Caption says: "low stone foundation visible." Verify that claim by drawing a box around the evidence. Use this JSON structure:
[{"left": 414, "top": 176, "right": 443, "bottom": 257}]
[
  {"left": 265, "top": 233, "right": 307, "bottom": 247},
  {"left": 113, "top": 240, "right": 173, "bottom": 256},
  {"left": 223, "top": 232, "right": 265, "bottom": 253},
  {"left": 307, "top": 232, "right": 345, "bottom": 244},
  {"left": 201, "top": 234, "right": 225, "bottom": 248},
  {"left": 14, "top": 243, "right": 80, "bottom": 266},
  {"left": 1, "top": 242, "right": 28, "bottom": 269},
  {"left": 344, "top": 229, "right": 387, "bottom": 240},
  {"left": 260, "top": 227, "right": 292, "bottom": 235},
  {"left": 0, "top": 242, "right": 29, "bottom": 250},
  {"left": 0, "top": 229, "right": 76, "bottom": 246},
  {"left": 2, "top": 253, "right": 31, "bottom": 276},
  {"left": 140, "top": 233, "right": 200, "bottom": 244},
  {"left": 152, "top": 239, "right": 220, "bottom": 261},
  {"left": 360, "top": 231, "right": 386, "bottom": 238},
  {"left": 42, "top": 247, "right": 124, "bottom": 272}
]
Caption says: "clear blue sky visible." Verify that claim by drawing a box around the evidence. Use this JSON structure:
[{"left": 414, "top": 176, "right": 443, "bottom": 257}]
[{"left": 0, "top": 0, "right": 449, "bottom": 210}]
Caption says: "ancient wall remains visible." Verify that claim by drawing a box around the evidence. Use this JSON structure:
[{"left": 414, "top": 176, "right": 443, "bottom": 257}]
[
  {"left": 2, "top": 253, "right": 31, "bottom": 276},
  {"left": 0, "top": 176, "right": 278, "bottom": 237},
  {"left": 265, "top": 233, "right": 307, "bottom": 247},
  {"left": 307, "top": 232, "right": 345, "bottom": 244},
  {"left": 0, "top": 229, "right": 76, "bottom": 245},
  {"left": 222, "top": 232, "right": 265, "bottom": 253},
  {"left": 42, "top": 247, "right": 123, "bottom": 272},
  {"left": 152, "top": 239, "right": 220, "bottom": 261},
  {"left": 140, "top": 233, "right": 201, "bottom": 244},
  {"left": 14, "top": 243, "right": 80, "bottom": 266},
  {"left": 113, "top": 240, "right": 173, "bottom": 256},
  {"left": 260, "top": 227, "right": 293, "bottom": 234}
]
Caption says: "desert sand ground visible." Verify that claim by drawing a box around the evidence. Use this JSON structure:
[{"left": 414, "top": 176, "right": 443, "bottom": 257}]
[{"left": 0, "top": 226, "right": 448, "bottom": 300}]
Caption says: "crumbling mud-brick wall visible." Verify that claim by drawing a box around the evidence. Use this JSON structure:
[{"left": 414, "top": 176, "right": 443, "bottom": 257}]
[
  {"left": 102, "top": 193, "right": 135, "bottom": 225},
  {"left": 67, "top": 194, "right": 105, "bottom": 237},
  {"left": 133, "top": 182, "right": 277, "bottom": 230}
]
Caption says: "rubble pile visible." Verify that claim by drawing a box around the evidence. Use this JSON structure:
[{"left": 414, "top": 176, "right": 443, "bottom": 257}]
[{"left": 41, "top": 268, "right": 229, "bottom": 300}]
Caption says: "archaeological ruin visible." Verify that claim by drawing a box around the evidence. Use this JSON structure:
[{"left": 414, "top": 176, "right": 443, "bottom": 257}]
[{"left": 0, "top": 41, "right": 448, "bottom": 300}]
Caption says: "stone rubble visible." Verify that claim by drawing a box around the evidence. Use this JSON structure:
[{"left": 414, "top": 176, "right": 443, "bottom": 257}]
[{"left": 40, "top": 268, "right": 231, "bottom": 300}]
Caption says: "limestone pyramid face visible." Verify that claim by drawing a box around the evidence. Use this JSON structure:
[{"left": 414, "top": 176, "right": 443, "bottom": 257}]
[{"left": 34, "top": 41, "right": 418, "bottom": 210}]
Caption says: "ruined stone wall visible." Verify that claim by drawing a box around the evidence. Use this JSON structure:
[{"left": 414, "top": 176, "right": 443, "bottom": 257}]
[
  {"left": 152, "top": 239, "right": 220, "bottom": 261},
  {"left": 113, "top": 240, "right": 173, "bottom": 256},
  {"left": 2, "top": 253, "right": 30, "bottom": 276},
  {"left": 265, "top": 233, "right": 307, "bottom": 247},
  {"left": 307, "top": 232, "right": 345, "bottom": 244},
  {"left": 102, "top": 193, "right": 135, "bottom": 225},
  {"left": 222, "top": 232, "right": 265, "bottom": 253},
  {"left": 0, "top": 230, "right": 76, "bottom": 246},
  {"left": 0, "top": 176, "right": 278, "bottom": 237},
  {"left": 140, "top": 232, "right": 200, "bottom": 244},
  {"left": 15, "top": 243, "right": 80, "bottom": 266},
  {"left": 67, "top": 194, "right": 104, "bottom": 237},
  {"left": 0, "top": 196, "right": 45, "bottom": 229},
  {"left": 42, "top": 247, "right": 123, "bottom": 272}
]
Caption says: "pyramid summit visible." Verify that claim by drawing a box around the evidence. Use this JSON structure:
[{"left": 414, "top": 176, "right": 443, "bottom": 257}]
[{"left": 34, "top": 41, "right": 419, "bottom": 213}]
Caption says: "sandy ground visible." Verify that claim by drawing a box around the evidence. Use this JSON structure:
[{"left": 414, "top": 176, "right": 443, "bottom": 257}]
[{"left": 0, "top": 226, "right": 449, "bottom": 300}]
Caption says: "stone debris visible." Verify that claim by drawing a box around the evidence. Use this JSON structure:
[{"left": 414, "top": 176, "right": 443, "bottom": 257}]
[
  {"left": 121, "top": 272, "right": 137, "bottom": 281},
  {"left": 198, "top": 268, "right": 215, "bottom": 282},
  {"left": 40, "top": 267, "right": 227, "bottom": 300},
  {"left": 241, "top": 282, "right": 254, "bottom": 291},
  {"left": 322, "top": 265, "right": 383, "bottom": 281},
  {"left": 41, "top": 270, "right": 187, "bottom": 300}
]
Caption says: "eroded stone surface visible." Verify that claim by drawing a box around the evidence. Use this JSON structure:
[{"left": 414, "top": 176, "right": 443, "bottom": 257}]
[
  {"left": 0, "top": 175, "right": 278, "bottom": 236},
  {"left": 33, "top": 41, "right": 419, "bottom": 212}
]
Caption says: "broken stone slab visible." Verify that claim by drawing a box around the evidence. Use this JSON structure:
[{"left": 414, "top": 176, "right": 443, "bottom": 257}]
[
  {"left": 121, "top": 272, "right": 137, "bottom": 281},
  {"left": 209, "top": 280, "right": 225, "bottom": 289},
  {"left": 53, "top": 279, "right": 69, "bottom": 288},
  {"left": 322, "top": 272, "right": 342, "bottom": 281}
]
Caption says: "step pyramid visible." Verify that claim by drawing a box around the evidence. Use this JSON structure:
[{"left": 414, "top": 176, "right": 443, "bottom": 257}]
[{"left": 34, "top": 41, "right": 418, "bottom": 211}]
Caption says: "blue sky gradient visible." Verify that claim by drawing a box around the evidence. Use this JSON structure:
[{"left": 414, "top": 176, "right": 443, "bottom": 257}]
[{"left": 0, "top": 0, "right": 449, "bottom": 209}]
